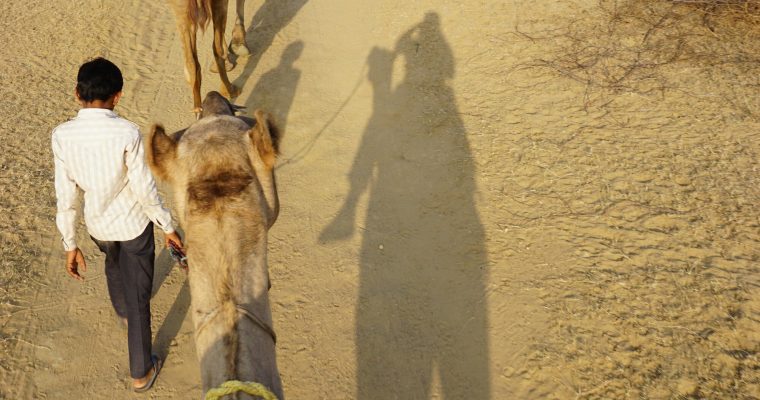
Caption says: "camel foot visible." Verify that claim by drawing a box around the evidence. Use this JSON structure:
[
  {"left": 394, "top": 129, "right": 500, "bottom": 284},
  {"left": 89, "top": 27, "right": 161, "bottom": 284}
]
[
  {"left": 230, "top": 42, "right": 251, "bottom": 58},
  {"left": 230, "top": 24, "right": 250, "bottom": 58},
  {"left": 209, "top": 58, "right": 235, "bottom": 73},
  {"left": 191, "top": 107, "right": 203, "bottom": 119}
]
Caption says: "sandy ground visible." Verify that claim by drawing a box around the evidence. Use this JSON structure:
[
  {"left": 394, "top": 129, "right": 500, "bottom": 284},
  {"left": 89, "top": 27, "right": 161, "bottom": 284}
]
[{"left": 1, "top": 0, "right": 759, "bottom": 398}]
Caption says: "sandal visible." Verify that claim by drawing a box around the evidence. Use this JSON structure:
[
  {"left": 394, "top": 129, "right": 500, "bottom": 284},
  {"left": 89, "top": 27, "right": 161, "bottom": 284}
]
[{"left": 133, "top": 355, "right": 162, "bottom": 393}]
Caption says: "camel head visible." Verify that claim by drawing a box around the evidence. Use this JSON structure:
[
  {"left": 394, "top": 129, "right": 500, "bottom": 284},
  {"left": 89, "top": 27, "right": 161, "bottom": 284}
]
[
  {"left": 199, "top": 90, "right": 246, "bottom": 119},
  {"left": 146, "top": 91, "right": 279, "bottom": 228}
]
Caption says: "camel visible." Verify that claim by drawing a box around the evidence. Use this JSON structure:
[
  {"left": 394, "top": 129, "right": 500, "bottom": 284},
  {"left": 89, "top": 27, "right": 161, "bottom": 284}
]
[
  {"left": 167, "top": 0, "right": 251, "bottom": 113},
  {"left": 146, "top": 91, "right": 284, "bottom": 399}
]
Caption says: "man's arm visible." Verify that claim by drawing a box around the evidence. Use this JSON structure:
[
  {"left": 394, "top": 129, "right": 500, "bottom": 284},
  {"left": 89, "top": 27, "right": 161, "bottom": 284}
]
[
  {"left": 53, "top": 133, "right": 87, "bottom": 281},
  {"left": 124, "top": 130, "right": 183, "bottom": 248},
  {"left": 53, "top": 134, "right": 78, "bottom": 251}
]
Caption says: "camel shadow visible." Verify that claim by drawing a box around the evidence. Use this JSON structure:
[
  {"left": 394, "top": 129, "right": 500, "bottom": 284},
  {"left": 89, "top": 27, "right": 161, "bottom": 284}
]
[
  {"left": 320, "top": 12, "right": 491, "bottom": 399},
  {"left": 242, "top": 40, "right": 303, "bottom": 136},
  {"left": 232, "top": 0, "right": 308, "bottom": 95}
]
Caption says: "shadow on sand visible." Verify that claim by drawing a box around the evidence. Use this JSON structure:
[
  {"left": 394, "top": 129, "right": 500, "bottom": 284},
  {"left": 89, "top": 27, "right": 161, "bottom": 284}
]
[
  {"left": 233, "top": 0, "right": 308, "bottom": 97},
  {"left": 320, "top": 12, "right": 491, "bottom": 399},
  {"left": 153, "top": 280, "right": 191, "bottom": 360},
  {"left": 243, "top": 40, "right": 303, "bottom": 135},
  {"left": 151, "top": 225, "right": 190, "bottom": 360}
]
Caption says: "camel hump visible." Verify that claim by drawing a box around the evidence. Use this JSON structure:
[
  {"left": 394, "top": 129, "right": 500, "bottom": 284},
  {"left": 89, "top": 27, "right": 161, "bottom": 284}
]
[{"left": 187, "top": 0, "right": 212, "bottom": 30}]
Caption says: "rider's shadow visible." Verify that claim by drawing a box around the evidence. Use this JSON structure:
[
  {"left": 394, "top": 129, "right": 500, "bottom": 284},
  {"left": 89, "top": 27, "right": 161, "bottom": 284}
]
[{"left": 320, "top": 12, "right": 491, "bottom": 399}]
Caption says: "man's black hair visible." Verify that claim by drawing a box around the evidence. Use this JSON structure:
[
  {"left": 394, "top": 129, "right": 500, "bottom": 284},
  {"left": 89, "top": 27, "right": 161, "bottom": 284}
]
[{"left": 76, "top": 57, "right": 123, "bottom": 102}]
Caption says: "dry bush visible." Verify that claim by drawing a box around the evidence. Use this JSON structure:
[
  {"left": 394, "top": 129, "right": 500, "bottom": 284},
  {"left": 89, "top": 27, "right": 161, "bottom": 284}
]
[{"left": 516, "top": 0, "right": 760, "bottom": 119}]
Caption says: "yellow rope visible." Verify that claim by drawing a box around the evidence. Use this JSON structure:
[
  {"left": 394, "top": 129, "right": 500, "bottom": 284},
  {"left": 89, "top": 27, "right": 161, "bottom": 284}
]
[{"left": 204, "top": 380, "right": 279, "bottom": 400}]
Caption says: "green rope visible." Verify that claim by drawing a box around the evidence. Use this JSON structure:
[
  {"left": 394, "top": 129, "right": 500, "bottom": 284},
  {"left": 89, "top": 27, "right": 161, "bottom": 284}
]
[{"left": 204, "top": 380, "right": 279, "bottom": 400}]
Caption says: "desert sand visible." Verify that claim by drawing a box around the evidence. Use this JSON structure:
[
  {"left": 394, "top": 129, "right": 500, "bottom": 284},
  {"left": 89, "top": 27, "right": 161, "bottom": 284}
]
[{"left": 1, "top": 0, "right": 759, "bottom": 398}]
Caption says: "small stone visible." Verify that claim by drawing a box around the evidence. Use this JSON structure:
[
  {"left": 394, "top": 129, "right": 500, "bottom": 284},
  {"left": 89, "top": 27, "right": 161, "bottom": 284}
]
[
  {"left": 676, "top": 378, "right": 698, "bottom": 396},
  {"left": 632, "top": 173, "right": 654, "bottom": 183},
  {"left": 674, "top": 175, "right": 691, "bottom": 186},
  {"left": 378, "top": 244, "right": 384, "bottom": 250}
]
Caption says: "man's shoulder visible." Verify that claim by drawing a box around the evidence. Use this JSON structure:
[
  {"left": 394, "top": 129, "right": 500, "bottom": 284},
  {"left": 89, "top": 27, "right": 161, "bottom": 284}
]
[
  {"left": 111, "top": 114, "right": 140, "bottom": 129},
  {"left": 53, "top": 112, "right": 140, "bottom": 139},
  {"left": 110, "top": 116, "right": 141, "bottom": 138},
  {"left": 102, "top": 112, "right": 140, "bottom": 133},
  {"left": 52, "top": 118, "right": 77, "bottom": 135}
]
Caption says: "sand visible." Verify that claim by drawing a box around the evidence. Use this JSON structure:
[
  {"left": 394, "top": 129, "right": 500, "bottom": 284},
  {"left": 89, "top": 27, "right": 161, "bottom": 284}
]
[{"left": 1, "top": 0, "right": 759, "bottom": 398}]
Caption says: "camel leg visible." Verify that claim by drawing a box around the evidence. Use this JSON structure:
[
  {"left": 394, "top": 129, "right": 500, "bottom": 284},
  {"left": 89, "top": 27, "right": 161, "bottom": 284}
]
[
  {"left": 178, "top": 20, "right": 203, "bottom": 114},
  {"left": 211, "top": 0, "right": 240, "bottom": 99},
  {"left": 230, "top": 0, "right": 250, "bottom": 57},
  {"left": 209, "top": 0, "right": 247, "bottom": 72},
  {"left": 209, "top": 1, "right": 235, "bottom": 74}
]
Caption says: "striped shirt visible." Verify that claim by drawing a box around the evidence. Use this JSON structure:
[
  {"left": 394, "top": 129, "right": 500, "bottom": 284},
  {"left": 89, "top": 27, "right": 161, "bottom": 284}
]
[{"left": 52, "top": 108, "right": 175, "bottom": 251}]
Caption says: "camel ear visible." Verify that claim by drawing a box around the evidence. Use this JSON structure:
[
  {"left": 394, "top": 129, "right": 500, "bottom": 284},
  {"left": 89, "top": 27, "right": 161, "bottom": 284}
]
[
  {"left": 146, "top": 124, "right": 177, "bottom": 182},
  {"left": 249, "top": 110, "right": 280, "bottom": 170}
]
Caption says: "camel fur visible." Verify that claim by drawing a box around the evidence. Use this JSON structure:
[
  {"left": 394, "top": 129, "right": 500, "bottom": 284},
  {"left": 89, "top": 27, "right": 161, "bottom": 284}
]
[
  {"left": 147, "top": 91, "right": 283, "bottom": 399},
  {"left": 167, "top": 0, "right": 251, "bottom": 112}
]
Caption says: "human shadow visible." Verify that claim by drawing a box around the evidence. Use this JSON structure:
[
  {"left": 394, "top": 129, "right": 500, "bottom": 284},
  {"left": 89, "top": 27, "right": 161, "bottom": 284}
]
[
  {"left": 151, "top": 229, "right": 184, "bottom": 298},
  {"left": 151, "top": 233, "right": 191, "bottom": 361},
  {"left": 244, "top": 40, "right": 304, "bottom": 134},
  {"left": 320, "top": 12, "right": 490, "bottom": 399},
  {"left": 151, "top": 228, "right": 190, "bottom": 361},
  {"left": 153, "top": 280, "right": 191, "bottom": 361},
  {"left": 233, "top": 0, "right": 308, "bottom": 94}
]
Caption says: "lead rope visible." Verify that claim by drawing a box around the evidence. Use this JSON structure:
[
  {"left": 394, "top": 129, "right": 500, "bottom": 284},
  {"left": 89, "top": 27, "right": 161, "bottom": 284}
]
[
  {"left": 199, "top": 306, "right": 279, "bottom": 399},
  {"left": 205, "top": 380, "right": 279, "bottom": 400}
]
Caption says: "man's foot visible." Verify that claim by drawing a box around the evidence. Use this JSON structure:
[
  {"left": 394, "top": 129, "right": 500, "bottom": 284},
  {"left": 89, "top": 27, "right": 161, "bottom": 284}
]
[
  {"left": 133, "top": 355, "right": 162, "bottom": 392},
  {"left": 133, "top": 367, "right": 154, "bottom": 389}
]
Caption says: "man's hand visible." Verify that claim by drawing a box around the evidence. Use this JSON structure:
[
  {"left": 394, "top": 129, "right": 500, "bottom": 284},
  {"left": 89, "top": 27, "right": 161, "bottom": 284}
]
[
  {"left": 65, "top": 248, "right": 87, "bottom": 281},
  {"left": 165, "top": 231, "right": 184, "bottom": 250}
]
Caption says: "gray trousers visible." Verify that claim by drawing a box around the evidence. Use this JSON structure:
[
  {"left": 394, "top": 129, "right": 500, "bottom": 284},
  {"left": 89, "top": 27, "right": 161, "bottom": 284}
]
[{"left": 91, "top": 222, "right": 155, "bottom": 379}]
